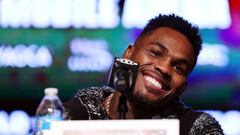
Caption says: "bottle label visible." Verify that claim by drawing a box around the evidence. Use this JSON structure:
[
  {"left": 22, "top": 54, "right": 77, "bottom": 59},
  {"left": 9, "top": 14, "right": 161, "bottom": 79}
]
[{"left": 36, "top": 110, "right": 63, "bottom": 132}]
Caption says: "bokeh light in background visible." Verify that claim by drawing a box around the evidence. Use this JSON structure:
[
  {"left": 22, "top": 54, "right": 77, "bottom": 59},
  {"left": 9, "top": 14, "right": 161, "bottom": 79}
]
[{"left": 0, "top": 0, "right": 239, "bottom": 134}]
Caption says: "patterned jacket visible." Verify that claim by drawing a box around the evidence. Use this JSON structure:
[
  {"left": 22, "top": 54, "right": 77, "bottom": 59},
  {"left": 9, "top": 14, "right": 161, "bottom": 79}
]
[{"left": 63, "top": 86, "right": 224, "bottom": 135}]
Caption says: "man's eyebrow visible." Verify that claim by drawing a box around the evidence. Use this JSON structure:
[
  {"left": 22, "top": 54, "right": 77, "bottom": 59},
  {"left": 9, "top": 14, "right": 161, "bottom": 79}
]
[
  {"left": 149, "top": 41, "right": 168, "bottom": 52},
  {"left": 175, "top": 59, "right": 189, "bottom": 66}
]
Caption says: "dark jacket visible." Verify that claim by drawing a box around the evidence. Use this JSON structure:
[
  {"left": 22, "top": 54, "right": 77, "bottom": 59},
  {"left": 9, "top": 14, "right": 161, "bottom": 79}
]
[{"left": 63, "top": 86, "right": 224, "bottom": 135}]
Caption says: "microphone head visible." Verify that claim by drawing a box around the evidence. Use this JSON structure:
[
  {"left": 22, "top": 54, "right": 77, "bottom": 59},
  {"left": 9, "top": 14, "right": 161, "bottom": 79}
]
[{"left": 107, "top": 57, "right": 139, "bottom": 93}]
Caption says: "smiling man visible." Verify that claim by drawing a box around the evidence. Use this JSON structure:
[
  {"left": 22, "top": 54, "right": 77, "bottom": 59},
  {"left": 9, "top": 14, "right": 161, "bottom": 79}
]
[{"left": 63, "top": 14, "right": 224, "bottom": 135}]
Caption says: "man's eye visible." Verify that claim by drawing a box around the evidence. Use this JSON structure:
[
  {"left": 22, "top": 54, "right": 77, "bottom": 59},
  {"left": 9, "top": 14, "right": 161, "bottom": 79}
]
[
  {"left": 150, "top": 50, "right": 162, "bottom": 57},
  {"left": 174, "top": 65, "right": 185, "bottom": 75}
]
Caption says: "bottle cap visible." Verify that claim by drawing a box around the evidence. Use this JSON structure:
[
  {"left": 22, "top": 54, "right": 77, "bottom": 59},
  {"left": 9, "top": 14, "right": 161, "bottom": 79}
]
[{"left": 44, "top": 87, "right": 58, "bottom": 95}]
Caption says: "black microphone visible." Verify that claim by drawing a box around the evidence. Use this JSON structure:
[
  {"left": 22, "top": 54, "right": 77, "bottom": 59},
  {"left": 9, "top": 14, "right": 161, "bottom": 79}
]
[
  {"left": 108, "top": 57, "right": 139, "bottom": 93},
  {"left": 107, "top": 57, "right": 139, "bottom": 119}
]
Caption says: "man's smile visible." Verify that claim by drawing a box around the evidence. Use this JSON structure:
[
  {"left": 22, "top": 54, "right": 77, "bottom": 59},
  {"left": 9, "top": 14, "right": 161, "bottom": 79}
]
[
  {"left": 144, "top": 75, "right": 162, "bottom": 88},
  {"left": 141, "top": 69, "right": 171, "bottom": 93}
]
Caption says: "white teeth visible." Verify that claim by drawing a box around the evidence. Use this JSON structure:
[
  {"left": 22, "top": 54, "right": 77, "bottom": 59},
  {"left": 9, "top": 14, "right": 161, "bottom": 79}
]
[{"left": 144, "top": 75, "right": 162, "bottom": 88}]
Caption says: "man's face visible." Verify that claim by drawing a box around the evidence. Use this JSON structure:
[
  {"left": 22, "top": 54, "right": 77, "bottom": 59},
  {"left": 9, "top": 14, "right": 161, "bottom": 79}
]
[{"left": 123, "top": 27, "right": 195, "bottom": 106}]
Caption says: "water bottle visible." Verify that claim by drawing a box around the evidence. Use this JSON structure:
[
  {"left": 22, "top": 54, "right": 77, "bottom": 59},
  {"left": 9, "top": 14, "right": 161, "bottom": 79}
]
[{"left": 35, "top": 87, "right": 65, "bottom": 135}]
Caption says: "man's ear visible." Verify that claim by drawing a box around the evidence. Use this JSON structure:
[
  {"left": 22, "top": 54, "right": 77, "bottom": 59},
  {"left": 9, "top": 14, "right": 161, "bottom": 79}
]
[{"left": 123, "top": 44, "right": 134, "bottom": 59}]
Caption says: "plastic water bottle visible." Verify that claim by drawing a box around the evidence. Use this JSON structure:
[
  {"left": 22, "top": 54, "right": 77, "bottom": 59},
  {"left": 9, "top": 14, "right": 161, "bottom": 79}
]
[{"left": 35, "top": 87, "right": 65, "bottom": 135}]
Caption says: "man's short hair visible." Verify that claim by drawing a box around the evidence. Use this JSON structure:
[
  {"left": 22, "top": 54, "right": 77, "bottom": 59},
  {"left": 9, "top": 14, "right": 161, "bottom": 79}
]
[{"left": 135, "top": 14, "right": 202, "bottom": 67}]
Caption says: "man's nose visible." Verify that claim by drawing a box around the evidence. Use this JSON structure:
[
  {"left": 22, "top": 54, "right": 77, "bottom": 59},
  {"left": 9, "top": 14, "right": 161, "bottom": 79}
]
[{"left": 154, "top": 60, "right": 171, "bottom": 80}]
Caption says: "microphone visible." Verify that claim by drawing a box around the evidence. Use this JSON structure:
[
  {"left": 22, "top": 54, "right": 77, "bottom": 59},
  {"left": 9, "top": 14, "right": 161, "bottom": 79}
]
[
  {"left": 107, "top": 57, "right": 139, "bottom": 119},
  {"left": 108, "top": 57, "right": 139, "bottom": 93}
]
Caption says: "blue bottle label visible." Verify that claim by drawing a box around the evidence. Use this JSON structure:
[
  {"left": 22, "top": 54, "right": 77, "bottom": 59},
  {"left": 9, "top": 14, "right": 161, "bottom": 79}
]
[{"left": 36, "top": 110, "right": 63, "bottom": 131}]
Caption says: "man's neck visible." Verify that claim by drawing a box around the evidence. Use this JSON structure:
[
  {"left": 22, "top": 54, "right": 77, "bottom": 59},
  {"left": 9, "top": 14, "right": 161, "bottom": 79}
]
[{"left": 107, "top": 91, "right": 163, "bottom": 119}]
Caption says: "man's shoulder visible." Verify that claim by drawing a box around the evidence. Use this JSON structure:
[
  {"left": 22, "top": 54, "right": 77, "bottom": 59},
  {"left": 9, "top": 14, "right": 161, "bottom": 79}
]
[
  {"left": 63, "top": 86, "right": 113, "bottom": 120},
  {"left": 180, "top": 109, "right": 223, "bottom": 134},
  {"left": 183, "top": 109, "right": 220, "bottom": 126},
  {"left": 74, "top": 86, "right": 114, "bottom": 99},
  {"left": 184, "top": 109, "right": 224, "bottom": 134},
  {"left": 181, "top": 108, "right": 221, "bottom": 126},
  {"left": 191, "top": 112, "right": 223, "bottom": 133}
]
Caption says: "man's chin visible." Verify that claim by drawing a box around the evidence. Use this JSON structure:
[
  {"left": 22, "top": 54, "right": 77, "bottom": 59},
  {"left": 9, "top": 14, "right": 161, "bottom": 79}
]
[{"left": 130, "top": 94, "right": 164, "bottom": 111}]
